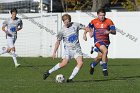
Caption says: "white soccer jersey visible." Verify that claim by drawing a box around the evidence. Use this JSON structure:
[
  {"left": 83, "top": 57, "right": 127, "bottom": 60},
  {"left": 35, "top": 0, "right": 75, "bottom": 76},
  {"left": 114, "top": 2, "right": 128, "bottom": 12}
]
[
  {"left": 3, "top": 17, "right": 23, "bottom": 48},
  {"left": 57, "top": 22, "right": 85, "bottom": 49},
  {"left": 3, "top": 17, "right": 23, "bottom": 38},
  {"left": 57, "top": 22, "right": 85, "bottom": 59}
]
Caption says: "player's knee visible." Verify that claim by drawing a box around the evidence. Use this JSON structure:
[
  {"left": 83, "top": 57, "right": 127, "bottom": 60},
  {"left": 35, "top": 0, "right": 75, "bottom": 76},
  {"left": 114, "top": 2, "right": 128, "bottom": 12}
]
[
  {"left": 7, "top": 48, "right": 11, "bottom": 53},
  {"left": 102, "top": 49, "right": 108, "bottom": 55},
  {"left": 77, "top": 61, "right": 83, "bottom": 67},
  {"left": 97, "top": 55, "right": 102, "bottom": 59},
  {"left": 60, "top": 60, "right": 68, "bottom": 67},
  {"left": 59, "top": 63, "right": 66, "bottom": 68},
  {"left": 11, "top": 47, "right": 15, "bottom": 51},
  {"left": 95, "top": 54, "right": 102, "bottom": 61}
]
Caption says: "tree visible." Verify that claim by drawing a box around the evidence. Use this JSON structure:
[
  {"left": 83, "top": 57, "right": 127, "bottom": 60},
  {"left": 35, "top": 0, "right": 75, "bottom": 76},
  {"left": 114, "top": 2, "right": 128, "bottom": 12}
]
[
  {"left": 134, "top": 0, "right": 140, "bottom": 10},
  {"left": 91, "top": 0, "right": 110, "bottom": 12},
  {"left": 60, "top": 0, "right": 92, "bottom": 12},
  {"left": 122, "top": 0, "right": 136, "bottom": 11},
  {"left": 121, "top": 0, "right": 140, "bottom": 11}
]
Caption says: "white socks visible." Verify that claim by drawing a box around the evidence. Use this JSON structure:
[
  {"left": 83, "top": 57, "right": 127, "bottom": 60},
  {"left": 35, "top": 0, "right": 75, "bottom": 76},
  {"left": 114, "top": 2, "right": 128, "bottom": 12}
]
[
  {"left": 100, "top": 61, "right": 103, "bottom": 65},
  {"left": 48, "top": 64, "right": 80, "bottom": 80},
  {"left": 49, "top": 63, "right": 60, "bottom": 74},
  {"left": 11, "top": 51, "right": 18, "bottom": 66},
  {"left": 69, "top": 67, "right": 80, "bottom": 80}
]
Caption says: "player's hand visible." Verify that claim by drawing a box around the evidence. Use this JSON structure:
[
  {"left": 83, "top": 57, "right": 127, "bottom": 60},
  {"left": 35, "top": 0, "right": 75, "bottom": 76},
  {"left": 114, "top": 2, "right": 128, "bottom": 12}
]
[
  {"left": 104, "top": 30, "right": 110, "bottom": 35},
  {"left": 5, "top": 31, "right": 12, "bottom": 37},
  {"left": 52, "top": 53, "right": 56, "bottom": 59},
  {"left": 84, "top": 27, "right": 91, "bottom": 32},
  {"left": 83, "top": 34, "right": 87, "bottom": 41}
]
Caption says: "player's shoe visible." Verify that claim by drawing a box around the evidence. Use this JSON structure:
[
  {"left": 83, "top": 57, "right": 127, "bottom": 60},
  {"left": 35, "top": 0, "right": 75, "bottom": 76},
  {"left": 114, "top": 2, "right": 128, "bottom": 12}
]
[
  {"left": 90, "top": 63, "right": 94, "bottom": 75},
  {"left": 43, "top": 71, "right": 50, "bottom": 80},
  {"left": 103, "top": 70, "right": 108, "bottom": 76},
  {"left": 90, "top": 67, "right": 94, "bottom": 75},
  {"left": 90, "top": 46, "right": 94, "bottom": 54},
  {"left": 66, "top": 79, "right": 73, "bottom": 83},
  {"left": 15, "top": 64, "right": 21, "bottom": 68}
]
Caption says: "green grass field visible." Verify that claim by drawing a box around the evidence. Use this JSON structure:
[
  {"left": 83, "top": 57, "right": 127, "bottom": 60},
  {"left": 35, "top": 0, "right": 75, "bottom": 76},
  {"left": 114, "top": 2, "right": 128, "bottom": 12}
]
[{"left": 0, "top": 57, "right": 140, "bottom": 93}]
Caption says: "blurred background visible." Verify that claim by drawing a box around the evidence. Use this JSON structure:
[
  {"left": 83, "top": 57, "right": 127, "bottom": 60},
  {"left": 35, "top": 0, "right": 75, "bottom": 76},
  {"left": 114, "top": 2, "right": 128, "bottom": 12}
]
[
  {"left": 0, "top": 0, "right": 140, "bottom": 13},
  {"left": 0, "top": 0, "right": 140, "bottom": 58}
]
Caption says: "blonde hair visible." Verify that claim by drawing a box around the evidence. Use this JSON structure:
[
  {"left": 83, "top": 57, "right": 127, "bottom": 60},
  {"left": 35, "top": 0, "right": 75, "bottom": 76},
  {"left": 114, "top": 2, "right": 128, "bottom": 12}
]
[{"left": 62, "top": 14, "right": 71, "bottom": 22}]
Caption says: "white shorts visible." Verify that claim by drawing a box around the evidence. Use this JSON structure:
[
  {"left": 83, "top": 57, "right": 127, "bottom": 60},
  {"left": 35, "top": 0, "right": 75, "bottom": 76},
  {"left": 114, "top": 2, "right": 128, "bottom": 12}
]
[
  {"left": 62, "top": 48, "right": 83, "bottom": 60},
  {"left": 7, "top": 37, "right": 17, "bottom": 48}
]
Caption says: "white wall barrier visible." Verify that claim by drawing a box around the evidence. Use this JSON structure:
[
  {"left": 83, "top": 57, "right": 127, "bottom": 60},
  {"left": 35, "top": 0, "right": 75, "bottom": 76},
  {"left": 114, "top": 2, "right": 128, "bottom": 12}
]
[{"left": 0, "top": 12, "right": 140, "bottom": 58}]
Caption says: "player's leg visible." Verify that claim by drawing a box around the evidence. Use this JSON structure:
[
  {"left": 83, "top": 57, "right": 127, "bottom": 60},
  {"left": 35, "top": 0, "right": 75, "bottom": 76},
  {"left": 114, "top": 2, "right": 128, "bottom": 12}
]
[
  {"left": 90, "top": 52, "right": 102, "bottom": 75},
  {"left": 11, "top": 47, "right": 20, "bottom": 68},
  {"left": 49, "top": 58, "right": 69, "bottom": 74},
  {"left": 8, "top": 37, "right": 20, "bottom": 68},
  {"left": 98, "top": 45, "right": 108, "bottom": 76},
  {"left": 67, "top": 52, "right": 83, "bottom": 82},
  {"left": 43, "top": 58, "right": 69, "bottom": 80},
  {"left": 43, "top": 49, "right": 70, "bottom": 80}
]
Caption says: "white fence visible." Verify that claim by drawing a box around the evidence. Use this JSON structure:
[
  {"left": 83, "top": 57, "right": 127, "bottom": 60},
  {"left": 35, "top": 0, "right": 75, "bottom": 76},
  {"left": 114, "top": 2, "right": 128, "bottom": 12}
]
[{"left": 0, "top": 12, "right": 140, "bottom": 58}]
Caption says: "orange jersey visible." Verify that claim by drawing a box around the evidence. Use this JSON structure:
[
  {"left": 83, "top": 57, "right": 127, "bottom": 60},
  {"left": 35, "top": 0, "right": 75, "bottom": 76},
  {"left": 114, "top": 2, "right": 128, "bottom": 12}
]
[{"left": 89, "top": 18, "right": 115, "bottom": 44}]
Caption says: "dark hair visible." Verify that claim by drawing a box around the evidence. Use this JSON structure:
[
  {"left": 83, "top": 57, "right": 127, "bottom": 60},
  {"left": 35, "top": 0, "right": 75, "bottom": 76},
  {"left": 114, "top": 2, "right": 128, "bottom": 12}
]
[
  {"left": 10, "top": 8, "right": 17, "bottom": 14},
  {"left": 62, "top": 14, "right": 71, "bottom": 22},
  {"left": 97, "top": 8, "right": 106, "bottom": 15}
]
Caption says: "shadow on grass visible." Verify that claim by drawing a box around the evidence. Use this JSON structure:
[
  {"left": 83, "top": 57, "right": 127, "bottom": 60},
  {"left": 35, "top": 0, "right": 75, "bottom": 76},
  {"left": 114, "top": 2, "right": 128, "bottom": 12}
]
[
  {"left": 109, "top": 64, "right": 140, "bottom": 67},
  {"left": 20, "top": 64, "right": 54, "bottom": 68},
  {"left": 74, "top": 75, "right": 140, "bottom": 83}
]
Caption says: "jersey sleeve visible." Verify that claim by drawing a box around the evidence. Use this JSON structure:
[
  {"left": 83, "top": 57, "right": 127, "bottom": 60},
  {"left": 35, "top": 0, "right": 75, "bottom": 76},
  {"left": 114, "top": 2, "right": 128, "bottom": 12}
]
[
  {"left": 2, "top": 20, "right": 8, "bottom": 27},
  {"left": 57, "top": 31, "right": 63, "bottom": 41},
  {"left": 88, "top": 23, "right": 94, "bottom": 29},
  {"left": 88, "top": 20, "right": 95, "bottom": 29},
  {"left": 78, "top": 23, "right": 85, "bottom": 30},
  {"left": 18, "top": 19, "right": 23, "bottom": 28},
  {"left": 108, "top": 19, "right": 116, "bottom": 30},
  {"left": 75, "top": 22, "right": 85, "bottom": 30}
]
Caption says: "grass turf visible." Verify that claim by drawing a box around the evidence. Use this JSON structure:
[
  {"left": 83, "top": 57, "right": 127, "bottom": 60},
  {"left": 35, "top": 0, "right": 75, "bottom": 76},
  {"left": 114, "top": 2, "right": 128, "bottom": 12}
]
[{"left": 0, "top": 57, "right": 140, "bottom": 93}]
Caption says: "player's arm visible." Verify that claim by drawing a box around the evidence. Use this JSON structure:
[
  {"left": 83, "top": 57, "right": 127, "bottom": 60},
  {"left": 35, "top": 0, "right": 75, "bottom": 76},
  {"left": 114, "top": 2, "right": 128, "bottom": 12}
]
[
  {"left": 2, "top": 20, "right": 8, "bottom": 33},
  {"left": 105, "top": 26, "right": 116, "bottom": 35},
  {"left": 83, "top": 27, "right": 93, "bottom": 41},
  {"left": 52, "top": 40, "right": 61, "bottom": 59},
  {"left": 17, "top": 19, "right": 23, "bottom": 31},
  {"left": 88, "top": 23, "right": 94, "bottom": 38},
  {"left": 88, "top": 28, "right": 94, "bottom": 38},
  {"left": 2, "top": 21, "right": 12, "bottom": 37},
  {"left": 83, "top": 30, "right": 88, "bottom": 41},
  {"left": 2, "top": 25, "right": 7, "bottom": 32},
  {"left": 105, "top": 20, "right": 116, "bottom": 35},
  {"left": 52, "top": 31, "right": 63, "bottom": 59},
  {"left": 109, "top": 27, "right": 116, "bottom": 35}
]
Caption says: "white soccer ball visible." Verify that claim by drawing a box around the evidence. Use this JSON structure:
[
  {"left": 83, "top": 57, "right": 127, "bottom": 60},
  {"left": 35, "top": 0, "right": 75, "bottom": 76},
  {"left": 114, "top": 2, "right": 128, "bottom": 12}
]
[{"left": 55, "top": 74, "right": 65, "bottom": 83}]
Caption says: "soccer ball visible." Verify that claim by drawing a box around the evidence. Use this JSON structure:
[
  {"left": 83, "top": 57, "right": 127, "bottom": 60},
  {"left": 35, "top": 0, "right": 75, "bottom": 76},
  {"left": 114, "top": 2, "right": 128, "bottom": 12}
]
[{"left": 55, "top": 74, "right": 65, "bottom": 83}]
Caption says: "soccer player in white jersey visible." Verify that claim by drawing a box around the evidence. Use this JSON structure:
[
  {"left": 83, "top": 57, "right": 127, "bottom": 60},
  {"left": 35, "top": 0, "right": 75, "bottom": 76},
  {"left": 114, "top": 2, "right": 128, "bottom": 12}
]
[
  {"left": 1, "top": 8, "right": 23, "bottom": 68},
  {"left": 43, "top": 14, "right": 88, "bottom": 82}
]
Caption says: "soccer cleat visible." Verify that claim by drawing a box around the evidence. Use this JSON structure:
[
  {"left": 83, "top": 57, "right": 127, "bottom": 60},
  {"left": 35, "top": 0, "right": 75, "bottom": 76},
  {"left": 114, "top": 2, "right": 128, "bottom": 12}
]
[
  {"left": 90, "top": 63, "right": 94, "bottom": 75},
  {"left": 103, "top": 70, "right": 108, "bottom": 76},
  {"left": 90, "top": 67, "right": 94, "bottom": 75},
  {"left": 15, "top": 64, "right": 21, "bottom": 68},
  {"left": 90, "top": 47, "right": 94, "bottom": 54},
  {"left": 66, "top": 79, "right": 73, "bottom": 83},
  {"left": 43, "top": 71, "right": 50, "bottom": 80}
]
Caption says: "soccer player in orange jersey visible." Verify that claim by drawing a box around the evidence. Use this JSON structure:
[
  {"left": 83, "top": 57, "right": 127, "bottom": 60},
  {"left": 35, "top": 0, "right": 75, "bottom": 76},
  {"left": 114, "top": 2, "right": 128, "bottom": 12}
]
[{"left": 83, "top": 8, "right": 116, "bottom": 76}]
